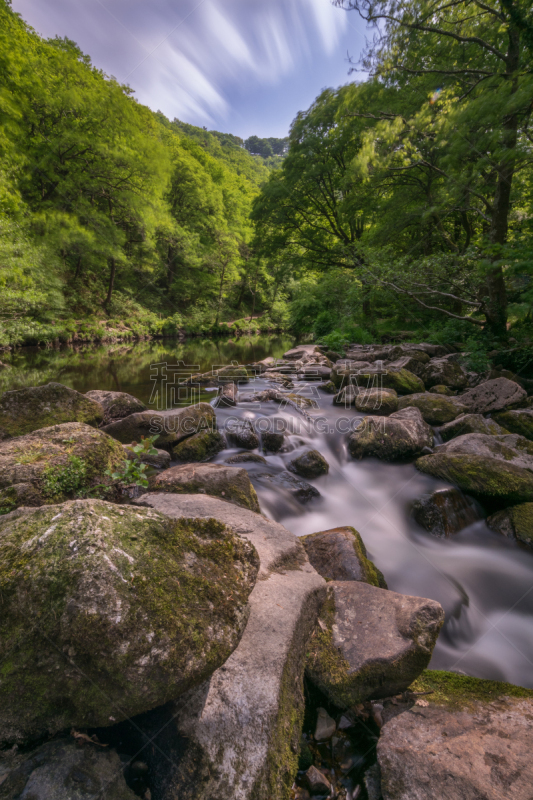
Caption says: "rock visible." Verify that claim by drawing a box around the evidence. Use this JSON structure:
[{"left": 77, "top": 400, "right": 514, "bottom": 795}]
[
  {"left": 379, "top": 368, "right": 425, "bottom": 395},
  {"left": 226, "top": 452, "right": 267, "bottom": 464},
  {"left": 377, "top": 672, "right": 533, "bottom": 800},
  {"left": 397, "top": 393, "right": 467, "bottom": 425},
  {"left": 0, "top": 422, "right": 124, "bottom": 509},
  {"left": 86, "top": 389, "right": 146, "bottom": 421},
  {"left": 298, "top": 365, "right": 332, "bottom": 381},
  {"left": 348, "top": 407, "right": 434, "bottom": 462},
  {"left": 225, "top": 419, "right": 260, "bottom": 450},
  {"left": 102, "top": 403, "right": 216, "bottom": 448},
  {"left": 301, "top": 526, "right": 387, "bottom": 587},
  {"left": 259, "top": 418, "right": 286, "bottom": 453},
  {"left": 215, "top": 382, "right": 237, "bottom": 407},
  {"left": 123, "top": 445, "right": 171, "bottom": 470},
  {"left": 324, "top": 350, "right": 342, "bottom": 362},
  {"left": 0, "top": 499, "right": 258, "bottom": 744},
  {"left": 331, "top": 360, "right": 370, "bottom": 389},
  {"left": 185, "top": 365, "right": 249, "bottom": 385},
  {"left": 306, "top": 582, "right": 444, "bottom": 708},
  {"left": 435, "top": 432, "right": 533, "bottom": 470},
  {"left": 256, "top": 471, "right": 320, "bottom": 503},
  {"left": 0, "top": 382, "right": 104, "bottom": 439},
  {"left": 149, "top": 463, "right": 260, "bottom": 512},
  {"left": 318, "top": 380, "right": 337, "bottom": 394},
  {"left": 314, "top": 708, "right": 336, "bottom": 741},
  {"left": 0, "top": 738, "right": 137, "bottom": 800},
  {"left": 428, "top": 384, "right": 455, "bottom": 395},
  {"left": 172, "top": 429, "right": 225, "bottom": 462},
  {"left": 334, "top": 385, "right": 360, "bottom": 405},
  {"left": 129, "top": 493, "right": 326, "bottom": 800},
  {"left": 305, "top": 765, "right": 331, "bottom": 795},
  {"left": 0, "top": 482, "right": 43, "bottom": 514},
  {"left": 283, "top": 345, "right": 322, "bottom": 359},
  {"left": 439, "top": 413, "right": 506, "bottom": 442},
  {"left": 288, "top": 449, "right": 329, "bottom": 479},
  {"left": 343, "top": 366, "right": 425, "bottom": 395},
  {"left": 412, "top": 488, "right": 479, "bottom": 536},
  {"left": 493, "top": 408, "right": 533, "bottom": 441},
  {"left": 459, "top": 377, "right": 527, "bottom": 414},
  {"left": 355, "top": 388, "right": 399, "bottom": 415},
  {"left": 421, "top": 358, "right": 468, "bottom": 390},
  {"left": 487, "top": 503, "right": 533, "bottom": 547},
  {"left": 385, "top": 355, "right": 427, "bottom": 377}
]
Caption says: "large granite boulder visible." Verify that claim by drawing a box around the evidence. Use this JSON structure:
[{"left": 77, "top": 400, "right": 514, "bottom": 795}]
[
  {"left": 85, "top": 389, "right": 146, "bottom": 422},
  {"left": 355, "top": 388, "right": 399, "bottom": 415},
  {"left": 306, "top": 582, "right": 444, "bottom": 708},
  {"left": 0, "top": 499, "right": 258, "bottom": 745},
  {"left": 150, "top": 463, "right": 261, "bottom": 512},
  {"left": 348, "top": 407, "right": 434, "bottom": 461},
  {"left": 0, "top": 383, "right": 104, "bottom": 439},
  {"left": 412, "top": 488, "right": 479, "bottom": 536},
  {"left": 301, "top": 526, "right": 387, "bottom": 587},
  {"left": 487, "top": 503, "right": 533, "bottom": 548},
  {"left": 421, "top": 358, "right": 468, "bottom": 390},
  {"left": 254, "top": 470, "right": 320, "bottom": 503},
  {"left": 397, "top": 393, "right": 467, "bottom": 425},
  {"left": 439, "top": 413, "right": 507, "bottom": 442},
  {"left": 493, "top": 408, "right": 533, "bottom": 441},
  {"left": 0, "top": 422, "right": 125, "bottom": 513},
  {"left": 288, "top": 449, "right": 329, "bottom": 479},
  {"left": 172, "top": 429, "right": 226, "bottom": 462},
  {"left": 132, "top": 493, "right": 326, "bottom": 800},
  {"left": 435, "top": 432, "right": 533, "bottom": 469},
  {"left": 459, "top": 377, "right": 527, "bottom": 414},
  {"left": 0, "top": 738, "right": 137, "bottom": 800},
  {"left": 102, "top": 402, "right": 216, "bottom": 448},
  {"left": 377, "top": 671, "right": 533, "bottom": 800},
  {"left": 360, "top": 367, "right": 425, "bottom": 395},
  {"left": 385, "top": 355, "right": 429, "bottom": 377}
]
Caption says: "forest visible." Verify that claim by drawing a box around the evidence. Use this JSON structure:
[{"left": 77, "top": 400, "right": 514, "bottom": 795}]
[{"left": 1, "top": 0, "right": 532, "bottom": 373}]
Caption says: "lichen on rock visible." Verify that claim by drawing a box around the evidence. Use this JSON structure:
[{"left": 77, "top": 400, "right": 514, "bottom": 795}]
[{"left": 0, "top": 383, "right": 104, "bottom": 439}]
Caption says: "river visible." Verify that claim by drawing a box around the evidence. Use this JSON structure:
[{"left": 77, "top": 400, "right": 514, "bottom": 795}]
[{"left": 3, "top": 336, "right": 533, "bottom": 688}]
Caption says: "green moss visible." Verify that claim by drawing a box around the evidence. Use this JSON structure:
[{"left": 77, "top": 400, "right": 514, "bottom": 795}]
[
  {"left": 398, "top": 393, "right": 461, "bottom": 425},
  {"left": 416, "top": 453, "right": 533, "bottom": 503},
  {"left": 40, "top": 455, "right": 88, "bottom": 499},
  {"left": 172, "top": 430, "right": 225, "bottom": 462},
  {"left": 409, "top": 669, "right": 533, "bottom": 710},
  {"left": 493, "top": 410, "right": 533, "bottom": 442},
  {"left": 349, "top": 527, "right": 388, "bottom": 589}
]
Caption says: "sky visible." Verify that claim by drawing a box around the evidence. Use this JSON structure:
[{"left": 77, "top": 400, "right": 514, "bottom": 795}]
[{"left": 12, "top": 0, "right": 368, "bottom": 139}]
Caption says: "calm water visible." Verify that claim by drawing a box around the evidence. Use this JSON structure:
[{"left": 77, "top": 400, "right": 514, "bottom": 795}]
[{"left": 4, "top": 336, "right": 533, "bottom": 688}]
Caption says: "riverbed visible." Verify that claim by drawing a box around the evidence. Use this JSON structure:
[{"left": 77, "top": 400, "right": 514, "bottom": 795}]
[{"left": 4, "top": 336, "right": 533, "bottom": 687}]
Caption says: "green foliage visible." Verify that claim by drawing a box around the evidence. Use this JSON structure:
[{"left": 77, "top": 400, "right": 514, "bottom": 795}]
[
  {"left": 125, "top": 436, "right": 159, "bottom": 458},
  {"left": 41, "top": 456, "right": 88, "bottom": 499},
  {"left": 106, "top": 459, "right": 150, "bottom": 489},
  {"left": 462, "top": 336, "right": 493, "bottom": 374}
]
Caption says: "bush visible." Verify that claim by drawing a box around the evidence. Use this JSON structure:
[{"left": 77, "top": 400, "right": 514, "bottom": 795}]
[{"left": 313, "top": 310, "right": 336, "bottom": 338}]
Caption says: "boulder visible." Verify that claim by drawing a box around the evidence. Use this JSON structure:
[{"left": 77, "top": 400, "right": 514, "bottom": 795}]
[
  {"left": 412, "top": 488, "right": 479, "bottom": 536},
  {"left": 301, "top": 526, "right": 387, "bottom": 587},
  {"left": 172, "top": 429, "right": 225, "bottom": 462},
  {"left": 0, "top": 382, "right": 104, "bottom": 439},
  {"left": 348, "top": 407, "right": 434, "bottom": 462},
  {"left": 385, "top": 356, "right": 427, "bottom": 377},
  {"left": 288, "top": 449, "right": 329, "bottom": 479},
  {"left": 0, "top": 499, "right": 258, "bottom": 744},
  {"left": 102, "top": 403, "right": 216, "bottom": 448},
  {"left": 355, "top": 388, "right": 399, "bottom": 415},
  {"left": 428, "top": 384, "right": 455, "bottom": 395},
  {"left": 397, "top": 393, "right": 467, "bottom": 425},
  {"left": 0, "top": 422, "right": 124, "bottom": 511},
  {"left": 131, "top": 493, "right": 326, "bottom": 800},
  {"left": 459, "top": 377, "right": 527, "bottom": 414},
  {"left": 297, "top": 365, "right": 332, "bottom": 381},
  {"left": 306, "top": 582, "right": 444, "bottom": 708},
  {"left": 259, "top": 418, "right": 286, "bottom": 453},
  {"left": 493, "top": 408, "right": 533, "bottom": 441},
  {"left": 357, "top": 367, "right": 425, "bottom": 395},
  {"left": 487, "top": 503, "right": 533, "bottom": 548},
  {"left": 439, "top": 413, "right": 506, "bottom": 442},
  {"left": 0, "top": 738, "right": 137, "bottom": 800},
  {"left": 377, "top": 672, "right": 533, "bottom": 800},
  {"left": 225, "top": 452, "right": 267, "bottom": 464},
  {"left": 283, "top": 345, "right": 322, "bottom": 359},
  {"left": 185, "top": 365, "right": 249, "bottom": 386},
  {"left": 421, "top": 358, "right": 468, "bottom": 390},
  {"left": 331, "top": 361, "right": 371, "bottom": 389},
  {"left": 123, "top": 444, "right": 170, "bottom": 470},
  {"left": 149, "top": 463, "right": 260, "bottom": 512},
  {"left": 85, "top": 389, "right": 146, "bottom": 421},
  {"left": 215, "top": 382, "right": 237, "bottom": 407},
  {"left": 435, "top": 432, "right": 533, "bottom": 470},
  {"left": 318, "top": 380, "right": 337, "bottom": 394},
  {"left": 254, "top": 471, "right": 320, "bottom": 503},
  {"left": 225, "top": 419, "right": 260, "bottom": 450},
  {"left": 334, "top": 385, "right": 360, "bottom": 405}
]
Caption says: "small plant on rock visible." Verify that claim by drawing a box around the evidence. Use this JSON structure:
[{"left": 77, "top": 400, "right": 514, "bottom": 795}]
[{"left": 106, "top": 459, "right": 150, "bottom": 489}]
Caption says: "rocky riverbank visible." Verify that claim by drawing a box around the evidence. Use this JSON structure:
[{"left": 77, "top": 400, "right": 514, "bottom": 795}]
[{"left": 0, "top": 341, "right": 532, "bottom": 799}]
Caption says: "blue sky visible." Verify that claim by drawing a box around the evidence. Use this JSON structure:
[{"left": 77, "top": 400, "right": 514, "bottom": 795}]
[{"left": 13, "top": 0, "right": 368, "bottom": 138}]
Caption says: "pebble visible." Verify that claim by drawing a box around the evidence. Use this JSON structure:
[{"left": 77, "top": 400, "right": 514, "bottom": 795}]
[{"left": 305, "top": 764, "right": 331, "bottom": 795}]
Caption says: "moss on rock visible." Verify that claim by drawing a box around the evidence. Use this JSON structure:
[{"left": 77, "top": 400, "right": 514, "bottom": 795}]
[
  {"left": 0, "top": 383, "right": 104, "bottom": 439},
  {"left": 172, "top": 430, "right": 226, "bottom": 462},
  {"left": 288, "top": 449, "right": 329, "bottom": 479},
  {"left": 0, "top": 499, "right": 259, "bottom": 745},
  {"left": 493, "top": 409, "right": 533, "bottom": 442},
  {"left": 301, "top": 526, "right": 387, "bottom": 588},
  {"left": 398, "top": 393, "right": 466, "bottom": 425},
  {"left": 487, "top": 502, "right": 533, "bottom": 547},
  {"left": 150, "top": 463, "right": 261, "bottom": 512},
  {"left": 409, "top": 669, "right": 533, "bottom": 711}
]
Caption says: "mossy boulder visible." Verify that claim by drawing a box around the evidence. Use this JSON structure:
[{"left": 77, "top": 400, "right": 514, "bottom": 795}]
[
  {"left": 85, "top": 389, "right": 146, "bottom": 422},
  {"left": 318, "top": 380, "right": 337, "bottom": 394},
  {"left": 225, "top": 419, "right": 260, "bottom": 450},
  {"left": 397, "top": 393, "right": 467, "bottom": 425},
  {"left": 0, "top": 499, "right": 259, "bottom": 744},
  {"left": 355, "top": 388, "right": 398, "bottom": 415},
  {"left": 0, "top": 422, "right": 125, "bottom": 511},
  {"left": 487, "top": 503, "right": 533, "bottom": 548},
  {"left": 459, "top": 377, "right": 527, "bottom": 414},
  {"left": 306, "top": 583, "right": 444, "bottom": 708},
  {"left": 412, "top": 488, "right": 479, "bottom": 536},
  {"left": 150, "top": 463, "right": 261, "bottom": 512},
  {"left": 348, "top": 407, "right": 434, "bottom": 462},
  {"left": 435, "top": 431, "right": 533, "bottom": 468},
  {"left": 421, "top": 358, "right": 468, "bottom": 389},
  {"left": 172, "top": 430, "right": 226, "bottom": 462},
  {"left": 493, "top": 409, "right": 533, "bottom": 441},
  {"left": 428, "top": 384, "right": 455, "bottom": 395},
  {"left": 225, "top": 452, "right": 267, "bottom": 464},
  {"left": 102, "top": 402, "right": 216, "bottom": 448},
  {"left": 301, "top": 527, "right": 387, "bottom": 587},
  {"left": 354, "top": 368, "right": 425, "bottom": 395},
  {"left": 288, "top": 449, "right": 329, "bottom": 479},
  {"left": 439, "top": 413, "right": 507, "bottom": 442},
  {"left": 0, "top": 383, "right": 104, "bottom": 440}
]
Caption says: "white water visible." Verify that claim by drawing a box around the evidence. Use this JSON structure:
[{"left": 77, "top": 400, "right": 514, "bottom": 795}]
[{"left": 212, "top": 377, "right": 533, "bottom": 688}]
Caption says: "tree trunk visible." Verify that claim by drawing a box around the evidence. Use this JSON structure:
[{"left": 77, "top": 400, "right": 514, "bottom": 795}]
[
  {"left": 73, "top": 255, "right": 82, "bottom": 283},
  {"left": 104, "top": 258, "right": 116, "bottom": 309}
]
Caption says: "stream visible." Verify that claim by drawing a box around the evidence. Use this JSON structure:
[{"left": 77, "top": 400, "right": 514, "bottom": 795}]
[{"left": 3, "top": 336, "right": 533, "bottom": 688}]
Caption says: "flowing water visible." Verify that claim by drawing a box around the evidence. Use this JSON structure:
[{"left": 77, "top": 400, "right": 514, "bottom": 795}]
[{"left": 4, "top": 336, "right": 533, "bottom": 687}]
